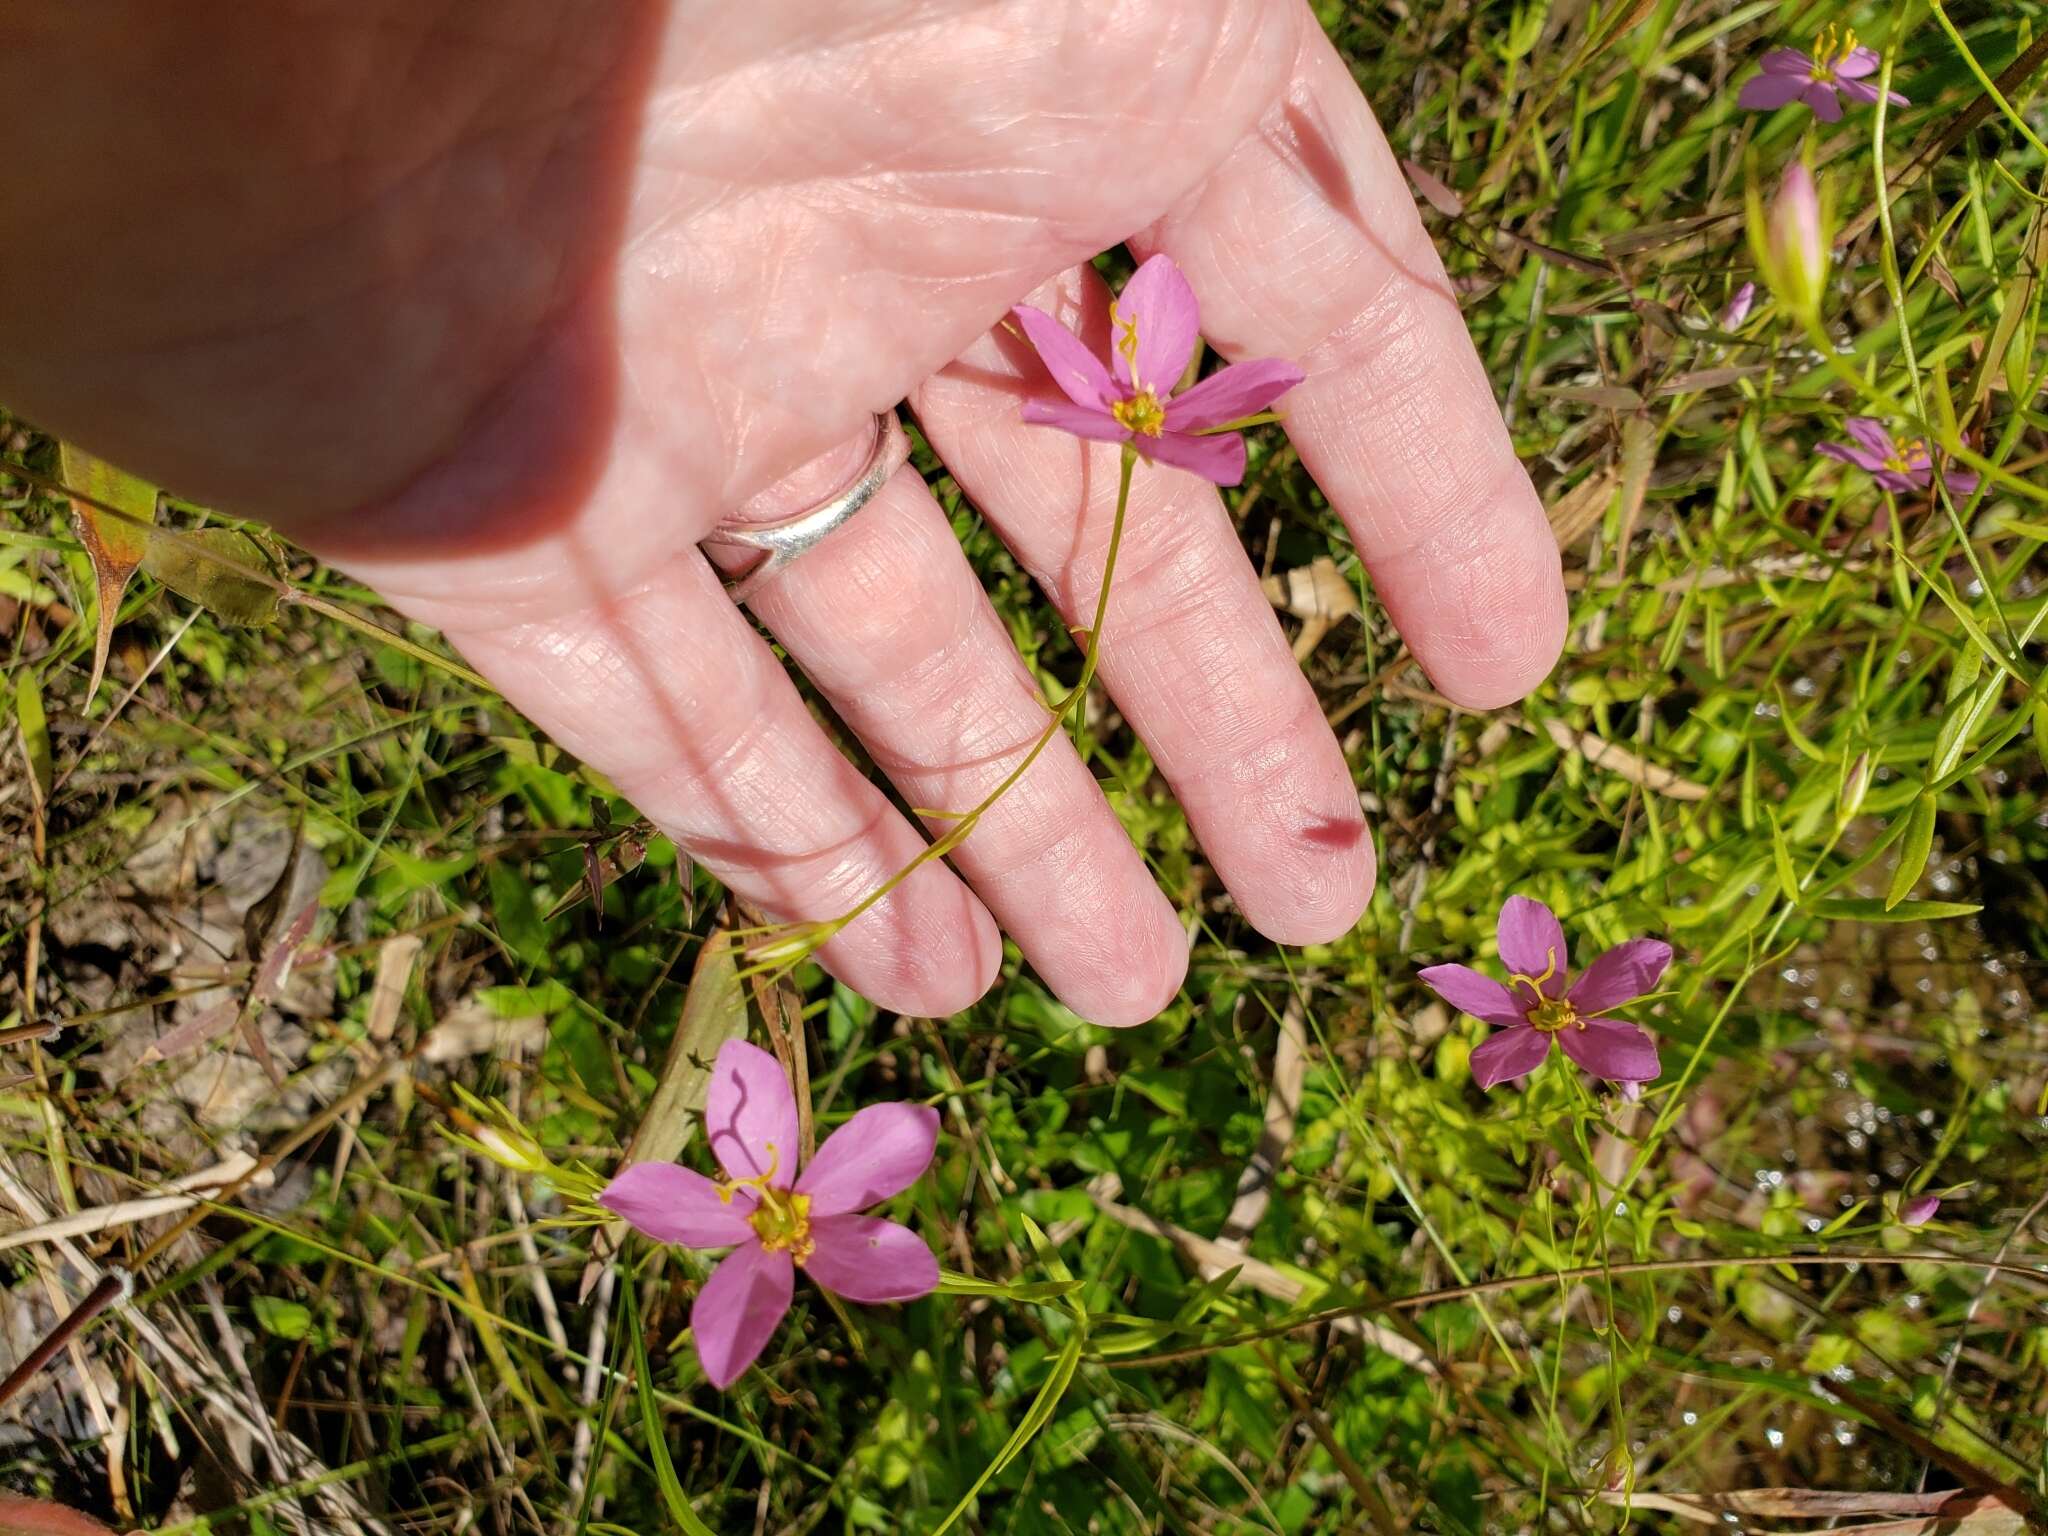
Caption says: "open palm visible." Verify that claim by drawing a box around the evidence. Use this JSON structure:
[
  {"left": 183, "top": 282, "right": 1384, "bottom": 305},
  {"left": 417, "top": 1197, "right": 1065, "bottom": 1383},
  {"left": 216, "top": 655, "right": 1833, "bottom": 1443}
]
[{"left": 3, "top": 0, "right": 1565, "bottom": 1022}]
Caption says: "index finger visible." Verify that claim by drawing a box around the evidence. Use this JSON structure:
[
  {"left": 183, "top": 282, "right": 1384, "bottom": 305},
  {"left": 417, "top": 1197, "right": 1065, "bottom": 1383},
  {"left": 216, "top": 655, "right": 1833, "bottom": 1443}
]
[{"left": 1137, "top": 5, "right": 1564, "bottom": 708}]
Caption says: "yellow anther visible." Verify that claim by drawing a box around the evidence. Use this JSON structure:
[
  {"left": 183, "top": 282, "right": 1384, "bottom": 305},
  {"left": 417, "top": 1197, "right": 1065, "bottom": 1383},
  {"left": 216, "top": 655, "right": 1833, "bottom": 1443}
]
[
  {"left": 1110, "top": 299, "right": 1144, "bottom": 389},
  {"left": 750, "top": 1190, "right": 815, "bottom": 1264}
]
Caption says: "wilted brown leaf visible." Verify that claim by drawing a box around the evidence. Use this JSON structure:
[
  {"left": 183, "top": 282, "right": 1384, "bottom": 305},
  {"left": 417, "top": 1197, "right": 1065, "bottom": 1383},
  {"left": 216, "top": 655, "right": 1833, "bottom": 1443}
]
[{"left": 59, "top": 442, "right": 156, "bottom": 705}]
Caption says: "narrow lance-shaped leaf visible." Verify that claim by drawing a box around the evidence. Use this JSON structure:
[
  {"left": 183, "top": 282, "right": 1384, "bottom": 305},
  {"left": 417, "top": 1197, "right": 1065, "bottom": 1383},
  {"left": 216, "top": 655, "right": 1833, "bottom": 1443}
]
[
  {"left": 13, "top": 672, "right": 51, "bottom": 807},
  {"left": 1886, "top": 791, "right": 1939, "bottom": 911},
  {"left": 58, "top": 442, "right": 156, "bottom": 705}
]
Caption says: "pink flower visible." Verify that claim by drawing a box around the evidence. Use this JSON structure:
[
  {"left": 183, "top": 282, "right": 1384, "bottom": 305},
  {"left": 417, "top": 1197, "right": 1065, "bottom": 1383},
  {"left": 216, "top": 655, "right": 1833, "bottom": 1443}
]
[
  {"left": 1719, "top": 281, "right": 1757, "bottom": 330},
  {"left": 1898, "top": 1192, "right": 1941, "bottom": 1227},
  {"left": 599, "top": 1040, "right": 939, "bottom": 1389},
  {"left": 1818, "top": 418, "right": 1980, "bottom": 497},
  {"left": 1738, "top": 28, "right": 1909, "bottom": 121},
  {"left": 1010, "top": 254, "right": 1304, "bottom": 486},
  {"left": 1421, "top": 896, "right": 1670, "bottom": 1091}
]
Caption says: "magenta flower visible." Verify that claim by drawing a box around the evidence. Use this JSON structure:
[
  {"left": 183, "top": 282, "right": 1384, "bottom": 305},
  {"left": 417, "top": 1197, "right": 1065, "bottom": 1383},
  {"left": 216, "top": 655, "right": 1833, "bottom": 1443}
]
[
  {"left": 1818, "top": 418, "right": 1980, "bottom": 497},
  {"left": 1738, "top": 28, "right": 1908, "bottom": 121},
  {"left": 1011, "top": 254, "right": 1304, "bottom": 486},
  {"left": 1421, "top": 896, "right": 1670, "bottom": 1091},
  {"left": 599, "top": 1040, "right": 939, "bottom": 1389}
]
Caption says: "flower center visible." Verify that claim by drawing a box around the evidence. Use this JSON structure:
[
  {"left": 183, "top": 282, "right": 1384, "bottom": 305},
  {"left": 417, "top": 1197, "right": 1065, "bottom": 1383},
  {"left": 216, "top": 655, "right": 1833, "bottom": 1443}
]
[
  {"left": 749, "top": 1188, "right": 815, "bottom": 1263},
  {"left": 1884, "top": 437, "right": 1929, "bottom": 476},
  {"left": 1808, "top": 24, "right": 1856, "bottom": 82},
  {"left": 1112, "top": 390, "right": 1167, "bottom": 436},
  {"left": 1507, "top": 951, "right": 1580, "bottom": 1033},
  {"left": 1524, "top": 995, "right": 1581, "bottom": 1034}
]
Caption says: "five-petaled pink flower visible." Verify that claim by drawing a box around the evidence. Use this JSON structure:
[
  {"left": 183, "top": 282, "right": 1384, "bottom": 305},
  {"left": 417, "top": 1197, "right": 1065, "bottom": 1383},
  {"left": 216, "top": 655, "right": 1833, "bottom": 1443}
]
[
  {"left": 1011, "top": 254, "right": 1304, "bottom": 486},
  {"left": 600, "top": 1040, "right": 939, "bottom": 1389},
  {"left": 1421, "top": 896, "right": 1671, "bottom": 1091},
  {"left": 1738, "top": 27, "right": 1908, "bottom": 121},
  {"left": 1819, "top": 418, "right": 1980, "bottom": 498}
]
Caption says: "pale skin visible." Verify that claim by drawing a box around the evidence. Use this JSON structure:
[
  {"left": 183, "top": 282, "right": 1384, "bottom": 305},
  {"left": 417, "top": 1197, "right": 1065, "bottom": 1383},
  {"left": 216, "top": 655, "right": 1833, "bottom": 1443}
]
[{"left": 0, "top": 0, "right": 1566, "bottom": 1025}]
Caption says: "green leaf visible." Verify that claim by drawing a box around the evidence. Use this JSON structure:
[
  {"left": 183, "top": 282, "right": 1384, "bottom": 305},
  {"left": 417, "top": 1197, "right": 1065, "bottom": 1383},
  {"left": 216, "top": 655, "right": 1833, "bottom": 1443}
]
[
  {"left": 623, "top": 1284, "right": 719, "bottom": 1536},
  {"left": 250, "top": 1295, "right": 312, "bottom": 1340},
  {"left": 12, "top": 671, "right": 51, "bottom": 806},
  {"left": 141, "top": 526, "right": 281, "bottom": 626},
  {"left": 59, "top": 443, "right": 157, "bottom": 704},
  {"left": 1810, "top": 897, "right": 1981, "bottom": 923},
  {"left": 1885, "top": 792, "right": 1938, "bottom": 910},
  {"left": 486, "top": 860, "right": 548, "bottom": 966},
  {"left": 1768, "top": 812, "right": 1799, "bottom": 901}
]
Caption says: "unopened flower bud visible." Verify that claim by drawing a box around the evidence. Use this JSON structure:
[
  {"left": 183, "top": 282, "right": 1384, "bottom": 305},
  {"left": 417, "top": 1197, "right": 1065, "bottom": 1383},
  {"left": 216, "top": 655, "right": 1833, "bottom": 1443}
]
[
  {"left": 1749, "top": 160, "right": 1830, "bottom": 321},
  {"left": 1836, "top": 750, "right": 1871, "bottom": 825},
  {"left": 476, "top": 1121, "right": 551, "bottom": 1177},
  {"left": 1719, "top": 281, "right": 1757, "bottom": 330}
]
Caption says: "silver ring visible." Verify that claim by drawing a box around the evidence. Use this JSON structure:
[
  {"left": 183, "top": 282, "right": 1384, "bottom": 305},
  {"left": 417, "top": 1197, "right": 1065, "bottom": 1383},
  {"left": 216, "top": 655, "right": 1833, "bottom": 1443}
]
[{"left": 702, "top": 411, "right": 911, "bottom": 604}]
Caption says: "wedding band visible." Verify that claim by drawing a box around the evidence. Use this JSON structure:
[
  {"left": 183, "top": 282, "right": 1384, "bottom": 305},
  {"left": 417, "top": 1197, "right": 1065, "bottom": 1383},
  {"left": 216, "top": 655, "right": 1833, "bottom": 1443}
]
[{"left": 702, "top": 410, "right": 912, "bottom": 604}]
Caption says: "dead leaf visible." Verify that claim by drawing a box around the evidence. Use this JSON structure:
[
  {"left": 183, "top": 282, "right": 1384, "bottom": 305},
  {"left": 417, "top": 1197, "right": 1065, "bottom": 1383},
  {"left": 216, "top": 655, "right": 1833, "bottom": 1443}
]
[
  {"left": 1401, "top": 159, "right": 1464, "bottom": 218},
  {"left": 1539, "top": 716, "right": 1709, "bottom": 800},
  {"left": 1655, "top": 364, "right": 1771, "bottom": 395},
  {"left": 1217, "top": 1000, "right": 1305, "bottom": 1246},
  {"left": 1261, "top": 558, "right": 1361, "bottom": 661},
  {"left": 1546, "top": 466, "right": 1618, "bottom": 551},
  {"left": 1539, "top": 384, "right": 1643, "bottom": 410},
  {"left": 418, "top": 998, "right": 546, "bottom": 1063},
  {"left": 1616, "top": 412, "right": 1657, "bottom": 557},
  {"left": 365, "top": 933, "right": 422, "bottom": 1043},
  {"left": 0, "top": 1496, "right": 119, "bottom": 1536},
  {"left": 59, "top": 443, "right": 156, "bottom": 705}
]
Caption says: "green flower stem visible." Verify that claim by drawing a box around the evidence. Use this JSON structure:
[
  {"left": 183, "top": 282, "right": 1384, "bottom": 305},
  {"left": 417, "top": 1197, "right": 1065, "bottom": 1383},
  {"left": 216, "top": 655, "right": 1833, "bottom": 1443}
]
[{"left": 743, "top": 444, "right": 1140, "bottom": 974}]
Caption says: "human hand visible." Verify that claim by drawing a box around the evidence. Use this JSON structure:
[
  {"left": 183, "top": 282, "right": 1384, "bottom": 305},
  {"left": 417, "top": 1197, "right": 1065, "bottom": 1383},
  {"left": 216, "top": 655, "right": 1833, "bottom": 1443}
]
[{"left": 0, "top": 0, "right": 1566, "bottom": 1023}]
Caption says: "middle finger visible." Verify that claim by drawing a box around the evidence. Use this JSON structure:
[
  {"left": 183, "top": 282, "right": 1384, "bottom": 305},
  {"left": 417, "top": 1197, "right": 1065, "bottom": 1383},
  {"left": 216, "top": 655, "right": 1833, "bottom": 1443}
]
[{"left": 913, "top": 265, "right": 1373, "bottom": 945}]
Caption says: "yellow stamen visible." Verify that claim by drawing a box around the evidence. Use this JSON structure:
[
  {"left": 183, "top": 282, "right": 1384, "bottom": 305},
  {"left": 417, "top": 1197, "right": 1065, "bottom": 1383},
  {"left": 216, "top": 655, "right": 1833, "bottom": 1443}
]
[
  {"left": 713, "top": 1141, "right": 782, "bottom": 1203},
  {"left": 1110, "top": 298, "right": 1144, "bottom": 390},
  {"left": 750, "top": 1189, "right": 815, "bottom": 1264},
  {"left": 1808, "top": 24, "right": 1857, "bottom": 80},
  {"left": 1507, "top": 950, "right": 1580, "bottom": 1033},
  {"left": 1112, "top": 390, "right": 1167, "bottom": 437}
]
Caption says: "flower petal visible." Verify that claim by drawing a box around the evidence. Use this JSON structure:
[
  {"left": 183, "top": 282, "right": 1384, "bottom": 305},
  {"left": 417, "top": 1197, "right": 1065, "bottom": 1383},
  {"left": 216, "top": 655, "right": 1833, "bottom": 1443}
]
[
  {"left": 1020, "top": 397, "right": 1132, "bottom": 444},
  {"left": 1937, "top": 464, "right": 1979, "bottom": 497},
  {"left": 707, "top": 1039, "right": 799, "bottom": 1190},
  {"left": 1011, "top": 304, "right": 1118, "bottom": 411},
  {"left": 1834, "top": 47, "right": 1881, "bottom": 79},
  {"left": 1138, "top": 428, "right": 1246, "bottom": 485},
  {"left": 1845, "top": 417, "right": 1896, "bottom": 459},
  {"left": 1558, "top": 1019, "right": 1660, "bottom": 1084},
  {"left": 1568, "top": 938, "right": 1673, "bottom": 1014},
  {"left": 1738, "top": 72, "right": 1809, "bottom": 111},
  {"left": 796, "top": 1102, "right": 940, "bottom": 1217},
  {"left": 690, "top": 1241, "right": 793, "bottom": 1389},
  {"left": 1417, "top": 963, "right": 1527, "bottom": 1027},
  {"left": 1802, "top": 82, "right": 1845, "bottom": 122},
  {"left": 1496, "top": 896, "right": 1569, "bottom": 994},
  {"left": 1874, "top": 466, "right": 1927, "bottom": 493},
  {"left": 1759, "top": 47, "right": 1814, "bottom": 76},
  {"left": 1818, "top": 441, "right": 1888, "bottom": 474},
  {"left": 802, "top": 1215, "right": 940, "bottom": 1303},
  {"left": 1113, "top": 254, "right": 1200, "bottom": 395},
  {"left": 1469, "top": 1026, "right": 1551, "bottom": 1090},
  {"left": 598, "top": 1162, "right": 757, "bottom": 1248},
  {"left": 1163, "top": 357, "right": 1306, "bottom": 433}
]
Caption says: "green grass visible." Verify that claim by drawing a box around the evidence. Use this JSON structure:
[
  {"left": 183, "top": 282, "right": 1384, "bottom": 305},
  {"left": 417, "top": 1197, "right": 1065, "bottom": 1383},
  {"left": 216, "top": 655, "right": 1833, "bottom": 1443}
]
[{"left": 5, "top": 0, "right": 2048, "bottom": 1530}]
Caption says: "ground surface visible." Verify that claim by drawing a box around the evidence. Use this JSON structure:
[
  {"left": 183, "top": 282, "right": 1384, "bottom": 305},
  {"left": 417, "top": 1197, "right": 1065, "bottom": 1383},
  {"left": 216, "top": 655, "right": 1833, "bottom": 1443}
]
[{"left": 3, "top": 0, "right": 2047, "bottom": 1532}]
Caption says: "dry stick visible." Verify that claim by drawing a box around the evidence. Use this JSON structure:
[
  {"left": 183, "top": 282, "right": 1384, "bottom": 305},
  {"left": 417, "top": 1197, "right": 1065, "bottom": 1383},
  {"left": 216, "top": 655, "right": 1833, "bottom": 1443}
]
[
  {"left": 0, "top": 1152, "right": 266, "bottom": 1254},
  {"left": 0, "top": 1269, "right": 125, "bottom": 1412},
  {"left": 198, "top": 1275, "right": 321, "bottom": 1536},
  {"left": 500, "top": 1168, "right": 570, "bottom": 1359},
  {"left": 562, "top": 1260, "right": 618, "bottom": 1528}
]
